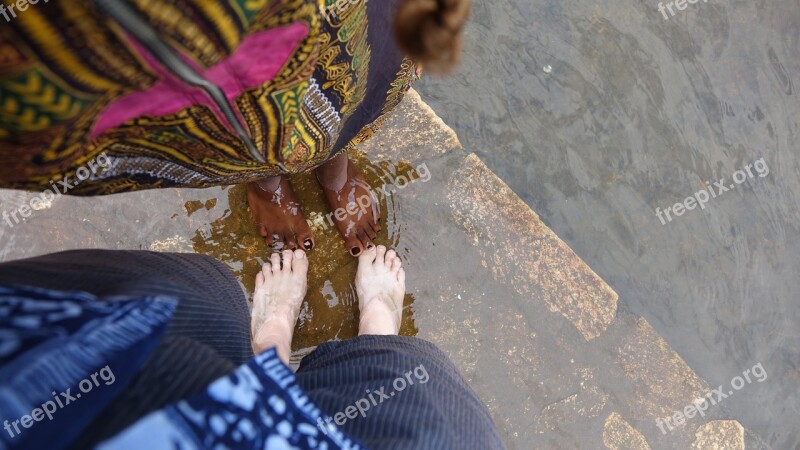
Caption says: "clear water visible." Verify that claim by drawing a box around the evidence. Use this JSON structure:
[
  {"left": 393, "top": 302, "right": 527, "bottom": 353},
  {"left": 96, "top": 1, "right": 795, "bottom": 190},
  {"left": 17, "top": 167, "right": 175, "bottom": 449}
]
[{"left": 417, "top": 0, "right": 800, "bottom": 447}]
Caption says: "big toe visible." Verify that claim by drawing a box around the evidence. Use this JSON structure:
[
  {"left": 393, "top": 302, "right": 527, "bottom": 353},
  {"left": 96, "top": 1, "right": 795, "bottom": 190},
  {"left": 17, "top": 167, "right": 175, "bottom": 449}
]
[
  {"left": 292, "top": 249, "right": 309, "bottom": 274},
  {"left": 359, "top": 245, "right": 378, "bottom": 265},
  {"left": 346, "top": 235, "right": 365, "bottom": 257},
  {"left": 293, "top": 219, "right": 315, "bottom": 251}
]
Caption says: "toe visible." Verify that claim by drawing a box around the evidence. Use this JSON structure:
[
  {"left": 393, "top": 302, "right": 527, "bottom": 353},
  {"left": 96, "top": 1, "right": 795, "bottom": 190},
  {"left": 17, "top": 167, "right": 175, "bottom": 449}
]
[
  {"left": 297, "top": 234, "right": 314, "bottom": 251},
  {"left": 346, "top": 235, "right": 364, "bottom": 257},
  {"left": 359, "top": 245, "right": 378, "bottom": 264},
  {"left": 390, "top": 256, "right": 402, "bottom": 272},
  {"left": 373, "top": 207, "right": 381, "bottom": 226},
  {"left": 364, "top": 224, "right": 377, "bottom": 241},
  {"left": 255, "top": 270, "right": 265, "bottom": 290},
  {"left": 292, "top": 249, "right": 309, "bottom": 274},
  {"left": 282, "top": 250, "right": 294, "bottom": 271},
  {"left": 358, "top": 231, "right": 375, "bottom": 252},
  {"left": 375, "top": 245, "right": 387, "bottom": 262},
  {"left": 385, "top": 249, "right": 397, "bottom": 264},
  {"left": 293, "top": 219, "right": 315, "bottom": 251},
  {"left": 278, "top": 231, "right": 293, "bottom": 251},
  {"left": 262, "top": 229, "right": 274, "bottom": 247},
  {"left": 369, "top": 220, "right": 381, "bottom": 235},
  {"left": 270, "top": 252, "right": 281, "bottom": 272},
  {"left": 284, "top": 228, "right": 299, "bottom": 251},
  {"left": 271, "top": 232, "right": 284, "bottom": 250}
]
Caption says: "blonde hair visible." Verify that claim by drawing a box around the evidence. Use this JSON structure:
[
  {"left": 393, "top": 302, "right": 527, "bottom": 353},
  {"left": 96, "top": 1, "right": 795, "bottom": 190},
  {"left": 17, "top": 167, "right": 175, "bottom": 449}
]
[{"left": 394, "top": 0, "right": 471, "bottom": 74}]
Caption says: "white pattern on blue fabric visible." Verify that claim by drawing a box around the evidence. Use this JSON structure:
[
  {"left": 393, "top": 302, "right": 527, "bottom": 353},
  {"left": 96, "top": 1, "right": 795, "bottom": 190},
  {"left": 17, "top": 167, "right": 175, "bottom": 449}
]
[{"left": 97, "top": 348, "right": 364, "bottom": 450}]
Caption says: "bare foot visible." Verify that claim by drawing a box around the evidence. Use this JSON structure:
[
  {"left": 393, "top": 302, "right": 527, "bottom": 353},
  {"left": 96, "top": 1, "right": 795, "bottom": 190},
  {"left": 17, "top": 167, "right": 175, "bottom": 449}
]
[
  {"left": 356, "top": 245, "right": 406, "bottom": 335},
  {"left": 316, "top": 154, "right": 381, "bottom": 257},
  {"left": 251, "top": 249, "right": 309, "bottom": 363},
  {"left": 247, "top": 175, "right": 314, "bottom": 251}
]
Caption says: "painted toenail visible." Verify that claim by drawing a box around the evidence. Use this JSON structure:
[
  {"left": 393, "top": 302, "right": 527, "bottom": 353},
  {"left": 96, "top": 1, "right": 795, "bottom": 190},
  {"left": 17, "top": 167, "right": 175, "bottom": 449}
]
[
  {"left": 367, "top": 244, "right": 374, "bottom": 249},
  {"left": 351, "top": 247, "right": 360, "bottom": 256},
  {"left": 304, "top": 239, "right": 313, "bottom": 250}
]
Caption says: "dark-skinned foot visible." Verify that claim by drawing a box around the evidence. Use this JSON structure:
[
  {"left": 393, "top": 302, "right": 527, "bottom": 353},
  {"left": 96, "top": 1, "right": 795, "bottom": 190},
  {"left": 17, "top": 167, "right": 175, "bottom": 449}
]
[
  {"left": 316, "top": 154, "right": 381, "bottom": 257},
  {"left": 247, "top": 175, "right": 314, "bottom": 251}
]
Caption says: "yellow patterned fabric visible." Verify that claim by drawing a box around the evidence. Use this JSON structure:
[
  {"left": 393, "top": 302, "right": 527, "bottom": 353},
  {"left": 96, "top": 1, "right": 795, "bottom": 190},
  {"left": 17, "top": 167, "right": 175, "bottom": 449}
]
[{"left": 0, "top": 0, "right": 418, "bottom": 194}]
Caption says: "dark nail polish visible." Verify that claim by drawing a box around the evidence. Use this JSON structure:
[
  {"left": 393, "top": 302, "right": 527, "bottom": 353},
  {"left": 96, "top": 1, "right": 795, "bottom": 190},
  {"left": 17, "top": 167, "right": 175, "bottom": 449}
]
[
  {"left": 304, "top": 239, "right": 313, "bottom": 250},
  {"left": 367, "top": 244, "right": 374, "bottom": 249},
  {"left": 351, "top": 247, "right": 360, "bottom": 255}
]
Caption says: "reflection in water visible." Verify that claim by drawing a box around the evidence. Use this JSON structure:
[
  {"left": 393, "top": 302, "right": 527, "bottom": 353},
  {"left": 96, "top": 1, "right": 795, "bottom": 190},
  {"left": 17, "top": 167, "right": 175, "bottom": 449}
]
[{"left": 191, "top": 152, "right": 418, "bottom": 350}]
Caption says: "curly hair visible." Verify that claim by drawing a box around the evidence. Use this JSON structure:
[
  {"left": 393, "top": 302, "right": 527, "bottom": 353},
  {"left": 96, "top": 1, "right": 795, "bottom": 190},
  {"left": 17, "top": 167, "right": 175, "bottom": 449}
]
[{"left": 394, "top": 0, "right": 471, "bottom": 74}]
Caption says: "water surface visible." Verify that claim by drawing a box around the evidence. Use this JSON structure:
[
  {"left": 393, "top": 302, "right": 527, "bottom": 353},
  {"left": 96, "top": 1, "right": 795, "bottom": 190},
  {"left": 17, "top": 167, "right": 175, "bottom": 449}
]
[{"left": 417, "top": 0, "right": 800, "bottom": 447}]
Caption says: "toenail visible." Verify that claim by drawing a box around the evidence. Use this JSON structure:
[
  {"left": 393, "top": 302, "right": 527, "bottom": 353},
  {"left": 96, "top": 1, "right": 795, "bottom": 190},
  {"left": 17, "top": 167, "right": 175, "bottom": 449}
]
[
  {"left": 367, "top": 243, "right": 374, "bottom": 250},
  {"left": 304, "top": 239, "right": 313, "bottom": 250},
  {"left": 351, "top": 247, "right": 360, "bottom": 256}
]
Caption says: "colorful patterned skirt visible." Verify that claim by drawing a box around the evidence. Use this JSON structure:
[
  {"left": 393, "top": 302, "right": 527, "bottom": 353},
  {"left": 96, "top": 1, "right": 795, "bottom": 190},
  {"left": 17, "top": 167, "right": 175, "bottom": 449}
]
[{"left": 0, "top": 0, "right": 418, "bottom": 195}]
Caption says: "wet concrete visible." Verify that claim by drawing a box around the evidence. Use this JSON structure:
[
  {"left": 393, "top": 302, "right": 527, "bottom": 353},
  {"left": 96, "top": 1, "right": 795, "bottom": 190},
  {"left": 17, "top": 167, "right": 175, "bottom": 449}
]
[
  {"left": 416, "top": 0, "right": 799, "bottom": 447},
  {"left": 0, "top": 90, "right": 761, "bottom": 449}
]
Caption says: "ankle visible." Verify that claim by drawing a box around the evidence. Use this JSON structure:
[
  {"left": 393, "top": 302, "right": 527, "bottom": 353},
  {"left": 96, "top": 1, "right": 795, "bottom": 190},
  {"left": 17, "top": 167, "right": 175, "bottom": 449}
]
[
  {"left": 254, "top": 176, "right": 281, "bottom": 193},
  {"left": 315, "top": 154, "right": 348, "bottom": 191},
  {"left": 359, "top": 299, "right": 400, "bottom": 335},
  {"left": 253, "top": 321, "right": 294, "bottom": 357}
]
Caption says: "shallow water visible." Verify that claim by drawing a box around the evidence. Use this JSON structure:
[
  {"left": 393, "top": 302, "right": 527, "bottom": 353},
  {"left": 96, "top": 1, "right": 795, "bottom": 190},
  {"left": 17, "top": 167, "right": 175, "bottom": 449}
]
[
  {"left": 1, "top": 1, "right": 797, "bottom": 446},
  {"left": 190, "top": 153, "right": 420, "bottom": 350},
  {"left": 417, "top": 0, "right": 800, "bottom": 447}
]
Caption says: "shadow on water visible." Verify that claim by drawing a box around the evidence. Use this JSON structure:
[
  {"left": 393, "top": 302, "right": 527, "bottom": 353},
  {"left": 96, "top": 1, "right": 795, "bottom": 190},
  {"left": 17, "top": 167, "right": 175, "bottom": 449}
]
[{"left": 190, "top": 152, "right": 419, "bottom": 350}]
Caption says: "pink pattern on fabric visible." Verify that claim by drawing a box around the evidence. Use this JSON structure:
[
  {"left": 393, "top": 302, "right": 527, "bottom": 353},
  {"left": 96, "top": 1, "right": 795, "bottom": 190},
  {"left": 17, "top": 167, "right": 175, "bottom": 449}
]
[{"left": 91, "top": 24, "right": 309, "bottom": 138}]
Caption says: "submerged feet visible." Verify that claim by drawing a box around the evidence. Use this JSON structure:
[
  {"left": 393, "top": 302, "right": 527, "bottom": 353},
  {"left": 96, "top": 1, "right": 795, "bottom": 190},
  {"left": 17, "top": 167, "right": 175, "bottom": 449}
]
[
  {"left": 247, "top": 154, "right": 380, "bottom": 256},
  {"left": 251, "top": 249, "right": 309, "bottom": 362},
  {"left": 250, "top": 245, "right": 406, "bottom": 362},
  {"left": 316, "top": 154, "right": 381, "bottom": 257},
  {"left": 356, "top": 245, "right": 406, "bottom": 335},
  {"left": 247, "top": 175, "right": 314, "bottom": 251}
]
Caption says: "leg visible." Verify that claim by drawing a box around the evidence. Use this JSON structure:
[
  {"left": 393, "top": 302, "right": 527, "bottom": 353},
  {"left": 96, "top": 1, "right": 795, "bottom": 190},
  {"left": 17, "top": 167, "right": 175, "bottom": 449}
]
[
  {"left": 0, "top": 250, "right": 253, "bottom": 448},
  {"left": 316, "top": 153, "right": 381, "bottom": 257},
  {"left": 247, "top": 175, "right": 315, "bottom": 251},
  {"left": 251, "top": 249, "right": 309, "bottom": 364},
  {"left": 71, "top": 336, "right": 236, "bottom": 450},
  {"left": 291, "top": 247, "right": 502, "bottom": 448},
  {"left": 0, "top": 250, "right": 251, "bottom": 364}
]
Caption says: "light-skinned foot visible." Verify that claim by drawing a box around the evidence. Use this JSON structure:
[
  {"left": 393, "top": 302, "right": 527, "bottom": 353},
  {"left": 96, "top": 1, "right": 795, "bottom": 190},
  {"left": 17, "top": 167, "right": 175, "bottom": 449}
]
[
  {"left": 251, "top": 249, "right": 309, "bottom": 363},
  {"left": 356, "top": 245, "right": 406, "bottom": 335}
]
